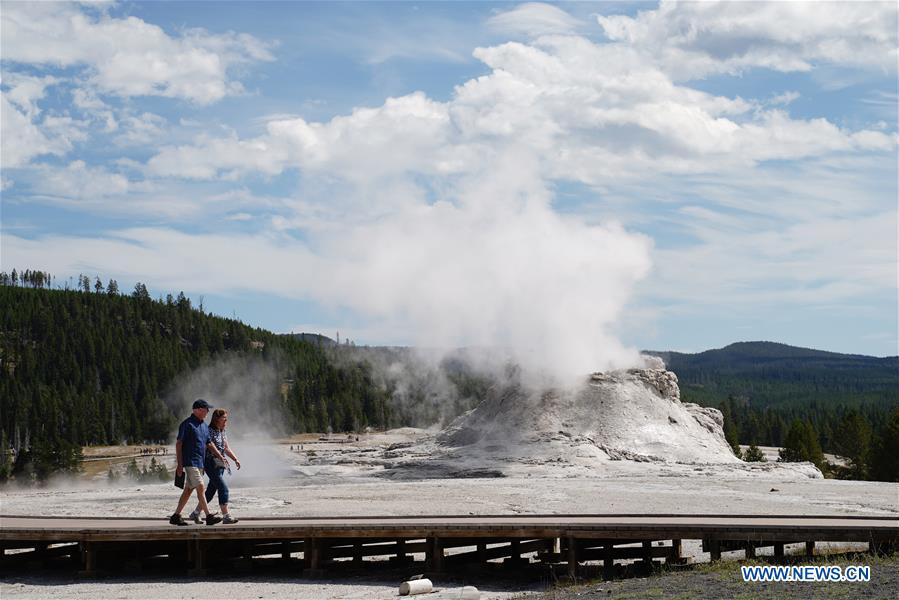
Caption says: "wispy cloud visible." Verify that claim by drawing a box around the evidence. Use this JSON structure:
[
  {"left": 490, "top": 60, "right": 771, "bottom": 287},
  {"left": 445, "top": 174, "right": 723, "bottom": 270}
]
[
  {"left": 487, "top": 2, "right": 585, "bottom": 38},
  {"left": 1, "top": 2, "right": 273, "bottom": 103}
]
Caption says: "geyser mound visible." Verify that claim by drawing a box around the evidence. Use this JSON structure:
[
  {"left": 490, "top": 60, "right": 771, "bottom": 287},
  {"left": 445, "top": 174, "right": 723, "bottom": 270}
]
[
  {"left": 373, "top": 367, "right": 762, "bottom": 480},
  {"left": 437, "top": 368, "right": 739, "bottom": 465}
]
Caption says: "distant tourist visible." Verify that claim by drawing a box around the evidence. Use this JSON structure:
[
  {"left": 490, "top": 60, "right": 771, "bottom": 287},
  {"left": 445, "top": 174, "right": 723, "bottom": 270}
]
[
  {"left": 188, "top": 408, "right": 242, "bottom": 525},
  {"left": 169, "top": 399, "right": 226, "bottom": 526}
]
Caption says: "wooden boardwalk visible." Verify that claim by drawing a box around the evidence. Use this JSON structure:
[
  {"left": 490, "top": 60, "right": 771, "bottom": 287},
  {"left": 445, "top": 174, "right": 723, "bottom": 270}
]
[{"left": 2, "top": 513, "right": 896, "bottom": 576}]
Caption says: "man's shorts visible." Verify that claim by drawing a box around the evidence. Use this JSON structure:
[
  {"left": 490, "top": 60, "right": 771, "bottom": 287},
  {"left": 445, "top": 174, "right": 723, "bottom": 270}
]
[{"left": 184, "top": 466, "right": 204, "bottom": 490}]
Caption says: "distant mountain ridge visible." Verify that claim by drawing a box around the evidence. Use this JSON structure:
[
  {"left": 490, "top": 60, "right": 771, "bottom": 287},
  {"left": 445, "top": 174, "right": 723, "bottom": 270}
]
[
  {"left": 286, "top": 332, "right": 337, "bottom": 346},
  {"left": 644, "top": 341, "right": 898, "bottom": 411},
  {"left": 647, "top": 340, "right": 893, "bottom": 362}
]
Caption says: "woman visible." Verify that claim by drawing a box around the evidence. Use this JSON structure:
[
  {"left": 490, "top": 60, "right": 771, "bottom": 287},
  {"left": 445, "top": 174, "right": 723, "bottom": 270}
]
[{"left": 189, "top": 408, "right": 241, "bottom": 524}]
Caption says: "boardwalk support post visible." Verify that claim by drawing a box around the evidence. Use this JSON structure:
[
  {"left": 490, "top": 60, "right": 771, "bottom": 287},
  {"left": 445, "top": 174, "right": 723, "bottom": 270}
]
[
  {"left": 708, "top": 539, "right": 722, "bottom": 562},
  {"left": 505, "top": 539, "right": 525, "bottom": 566},
  {"left": 427, "top": 537, "right": 444, "bottom": 572},
  {"left": 641, "top": 541, "right": 654, "bottom": 571},
  {"left": 668, "top": 539, "right": 684, "bottom": 565},
  {"left": 566, "top": 536, "right": 578, "bottom": 579},
  {"left": 188, "top": 539, "right": 207, "bottom": 576},
  {"left": 603, "top": 542, "right": 614, "bottom": 580},
  {"left": 390, "top": 539, "right": 413, "bottom": 565},
  {"left": 304, "top": 537, "right": 324, "bottom": 576},
  {"left": 77, "top": 542, "right": 97, "bottom": 577},
  {"left": 745, "top": 541, "right": 756, "bottom": 559}
]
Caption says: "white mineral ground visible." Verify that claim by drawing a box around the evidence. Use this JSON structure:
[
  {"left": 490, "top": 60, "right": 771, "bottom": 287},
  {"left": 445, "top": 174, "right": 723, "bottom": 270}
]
[{"left": 2, "top": 369, "right": 897, "bottom": 599}]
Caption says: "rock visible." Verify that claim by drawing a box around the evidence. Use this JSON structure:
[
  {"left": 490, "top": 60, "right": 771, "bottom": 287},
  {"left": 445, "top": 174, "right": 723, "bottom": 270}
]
[
  {"left": 640, "top": 354, "right": 666, "bottom": 370},
  {"left": 435, "top": 369, "right": 739, "bottom": 466}
]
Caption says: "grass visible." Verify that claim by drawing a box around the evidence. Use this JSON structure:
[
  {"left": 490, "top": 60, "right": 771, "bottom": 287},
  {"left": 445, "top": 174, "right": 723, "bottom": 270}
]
[{"left": 525, "top": 551, "right": 899, "bottom": 600}]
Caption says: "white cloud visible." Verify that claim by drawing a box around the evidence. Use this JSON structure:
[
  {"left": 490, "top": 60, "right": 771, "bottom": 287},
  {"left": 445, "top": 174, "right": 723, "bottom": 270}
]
[
  {"left": 146, "top": 131, "right": 292, "bottom": 180},
  {"left": 0, "top": 74, "right": 80, "bottom": 167},
  {"left": 12, "top": 166, "right": 289, "bottom": 220},
  {"left": 1, "top": 2, "right": 273, "bottom": 103},
  {"left": 487, "top": 2, "right": 583, "bottom": 38},
  {"left": 652, "top": 209, "right": 897, "bottom": 308},
  {"left": 32, "top": 160, "right": 130, "bottom": 200},
  {"left": 1, "top": 73, "right": 57, "bottom": 117},
  {"left": 147, "top": 92, "right": 465, "bottom": 183},
  {"left": 770, "top": 91, "right": 800, "bottom": 106},
  {"left": 597, "top": 0, "right": 898, "bottom": 79},
  {"left": 613, "top": 151, "right": 898, "bottom": 320},
  {"left": 72, "top": 87, "right": 107, "bottom": 111},
  {"left": 114, "top": 112, "right": 168, "bottom": 146},
  {"left": 310, "top": 8, "right": 476, "bottom": 65},
  {"left": 144, "top": 35, "right": 892, "bottom": 186},
  {"left": 0, "top": 93, "right": 80, "bottom": 168}
]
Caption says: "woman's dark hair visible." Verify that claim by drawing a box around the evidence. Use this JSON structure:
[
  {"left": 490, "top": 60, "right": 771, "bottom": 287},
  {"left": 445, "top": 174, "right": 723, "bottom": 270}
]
[{"left": 210, "top": 409, "right": 228, "bottom": 431}]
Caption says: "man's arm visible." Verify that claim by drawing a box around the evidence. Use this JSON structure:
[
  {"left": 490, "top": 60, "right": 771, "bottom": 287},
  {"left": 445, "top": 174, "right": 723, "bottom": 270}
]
[{"left": 175, "top": 440, "right": 183, "bottom": 474}]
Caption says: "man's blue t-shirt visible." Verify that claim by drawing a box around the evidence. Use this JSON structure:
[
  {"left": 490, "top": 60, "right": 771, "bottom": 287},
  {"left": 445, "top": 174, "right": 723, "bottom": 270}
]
[{"left": 177, "top": 415, "right": 209, "bottom": 468}]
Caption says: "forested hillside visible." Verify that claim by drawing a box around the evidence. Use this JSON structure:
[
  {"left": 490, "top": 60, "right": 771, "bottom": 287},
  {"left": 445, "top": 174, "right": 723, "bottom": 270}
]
[
  {"left": 649, "top": 341, "right": 898, "bottom": 410},
  {"left": 647, "top": 342, "right": 899, "bottom": 481},
  {"left": 0, "top": 272, "right": 401, "bottom": 479}
]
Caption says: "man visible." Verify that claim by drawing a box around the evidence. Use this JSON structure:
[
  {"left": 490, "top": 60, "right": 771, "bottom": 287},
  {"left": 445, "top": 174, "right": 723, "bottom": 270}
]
[{"left": 169, "top": 399, "right": 226, "bottom": 526}]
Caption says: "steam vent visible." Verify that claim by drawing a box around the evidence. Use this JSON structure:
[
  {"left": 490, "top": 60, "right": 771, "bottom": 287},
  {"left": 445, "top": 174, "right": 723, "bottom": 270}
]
[{"left": 436, "top": 368, "right": 740, "bottom": 467}]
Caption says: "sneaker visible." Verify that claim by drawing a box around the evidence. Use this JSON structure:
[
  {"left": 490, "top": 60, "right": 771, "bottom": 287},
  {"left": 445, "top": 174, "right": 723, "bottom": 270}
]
[
  {"left": 205, "top": 514, "right": 223, "bottom": 526},
  {"left": 169, "top": 513, "right": 188, "bottom": 526},
  {"left": 222, "top": 514, "right": 239, "bottom": 525},
  {"left": 188, "top": 510, "right": 203, "bottom": 524}
]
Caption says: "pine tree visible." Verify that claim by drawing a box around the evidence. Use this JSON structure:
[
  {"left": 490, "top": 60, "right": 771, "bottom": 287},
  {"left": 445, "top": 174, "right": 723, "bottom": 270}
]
[
  {"left": 833, "top": 410, "right": 872, "bottom": 479},
  {"left": 779, "top": 419, "right": 809, "bottom": 462},
  {"left": 869, "top": 407, "right": 899, "bottom": 482},
  {"left": 744, "top": 444, "right": 767, "bottom": 462},
  {"left": 802, "top": 420, "right": 825, "bottom": 470}
]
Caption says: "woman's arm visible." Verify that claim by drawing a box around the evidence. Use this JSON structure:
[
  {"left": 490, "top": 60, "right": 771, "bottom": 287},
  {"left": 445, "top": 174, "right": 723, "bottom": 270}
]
[
  {"left": 225, "top": 440, "right": 241, "bottom": 469},
  {"left": 207, "top": 441, "right": 227, "bottom": 465}
]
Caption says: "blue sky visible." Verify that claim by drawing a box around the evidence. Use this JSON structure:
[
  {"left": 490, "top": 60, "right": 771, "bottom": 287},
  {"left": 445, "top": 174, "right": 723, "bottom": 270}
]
[{"left": 1, "top": 1, "right": 896, "bottom": 369}]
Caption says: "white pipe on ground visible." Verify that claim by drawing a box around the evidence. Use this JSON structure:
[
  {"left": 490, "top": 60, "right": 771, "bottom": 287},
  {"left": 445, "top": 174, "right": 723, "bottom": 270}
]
[{"left": 399, "top": 578, "right": 433, "bottom": 595}]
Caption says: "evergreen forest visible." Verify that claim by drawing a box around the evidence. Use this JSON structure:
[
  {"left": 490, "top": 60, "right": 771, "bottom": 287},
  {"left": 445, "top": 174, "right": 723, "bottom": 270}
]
[
  {"left": 0, "top": 271, "right": 464, "bottom": 480},
  {"left": 647, "top": 342, "right": 899, "bottom": 481}
]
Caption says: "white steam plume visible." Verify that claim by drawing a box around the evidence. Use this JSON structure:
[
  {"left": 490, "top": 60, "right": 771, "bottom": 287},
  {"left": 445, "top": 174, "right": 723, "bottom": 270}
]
[
  {"left": 163, "top": 354, "right": 283, "bottom": 435},
  {"left": 313, "top": 162, "right": 653, "bottom": 383},
  {"left": 163, "top": 354, "right": 293, "bottom": 484}
]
